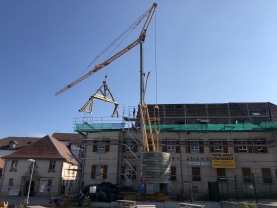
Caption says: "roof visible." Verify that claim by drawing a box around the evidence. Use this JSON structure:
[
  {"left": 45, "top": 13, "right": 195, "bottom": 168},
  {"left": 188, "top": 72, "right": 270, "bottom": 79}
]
[
  {"left": 52, "top": 133, "right": 83, "bottom": 144},
  {"left": 0, "top": 137, "right": 41, "bottom": 150},
  {"left": 3, "top": 135, "right": 78, "bottom": 165},
  {"left": 145, "top": 102, "right": 277, "bottom": 124}
]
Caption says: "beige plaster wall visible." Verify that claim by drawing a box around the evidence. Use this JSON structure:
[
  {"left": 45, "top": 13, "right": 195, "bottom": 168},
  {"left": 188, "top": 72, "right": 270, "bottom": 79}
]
[{"left": 0, "top": 159, "right": 64, "bottom": 196}]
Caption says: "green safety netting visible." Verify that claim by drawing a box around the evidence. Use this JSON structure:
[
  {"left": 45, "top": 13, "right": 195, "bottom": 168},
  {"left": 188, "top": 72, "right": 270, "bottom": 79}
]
[
  {"left": 75, "top": 122, "right": 277, "bottom": 132},
  {"left": 75, "top": 123, "right": 125, "bottom": 131},
  {"left": 146, "top": 122, "right": 277, "bottom": 132}
]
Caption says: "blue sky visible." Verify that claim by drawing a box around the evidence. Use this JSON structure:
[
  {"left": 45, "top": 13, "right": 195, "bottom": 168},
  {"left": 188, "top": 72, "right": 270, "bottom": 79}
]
[{"left": 1, "top": 0, "right": 277, "bottom": 138}]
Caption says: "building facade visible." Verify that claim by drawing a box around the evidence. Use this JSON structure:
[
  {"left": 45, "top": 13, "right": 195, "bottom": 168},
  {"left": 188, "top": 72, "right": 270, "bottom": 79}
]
[
  {"left": 0, "top": 135, "right": 79, "bottom": 196},
  {"left": 76, "top": 102, "right": 277, "bottom": 198}
]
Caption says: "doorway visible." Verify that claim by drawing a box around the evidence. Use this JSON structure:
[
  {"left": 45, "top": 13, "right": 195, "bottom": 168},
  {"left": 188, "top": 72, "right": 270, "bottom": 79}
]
[{"left": 24, "top": 181, "right": 35, "bottom": 196}]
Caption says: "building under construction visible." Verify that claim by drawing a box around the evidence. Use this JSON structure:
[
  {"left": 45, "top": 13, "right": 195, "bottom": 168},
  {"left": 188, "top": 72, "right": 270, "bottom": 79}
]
[{"left": 73, "top": 102, "right": 277, "bottom": 201}]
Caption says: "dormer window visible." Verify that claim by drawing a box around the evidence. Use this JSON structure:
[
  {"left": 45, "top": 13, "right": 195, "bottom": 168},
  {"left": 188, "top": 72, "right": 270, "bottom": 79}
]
[{"left": 9, "top": 141, "right": 15, "bottom": 149}]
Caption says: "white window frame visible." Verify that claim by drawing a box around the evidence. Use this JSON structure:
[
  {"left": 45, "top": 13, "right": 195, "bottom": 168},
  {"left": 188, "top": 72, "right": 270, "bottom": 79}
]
[
  {"left": 214, "top": 141, "right": 223, "bottom": 152},
  {"left": 239, "top": 141, "right": 247, "bottom": 152},
  {"left": 97, "top": 140, "right": 106, "bottom": 152},
  {"left": 190, "top": 141, "right": 199, "bottom": 153},
  {"left": 95, "top": 165, "right": 103, "bottom": 179},
  {"left": 125, "top": 140, "right": 134, "bottom": 152},
  {"left": 167, "top": 141, "right": 176, "bottom": 153}
]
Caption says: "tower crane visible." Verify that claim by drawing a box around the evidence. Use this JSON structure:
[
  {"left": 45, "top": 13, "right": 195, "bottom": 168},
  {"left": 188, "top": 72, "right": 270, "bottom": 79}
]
[{"left": 55, "top": 3, "right": 157, "bottom": 96}]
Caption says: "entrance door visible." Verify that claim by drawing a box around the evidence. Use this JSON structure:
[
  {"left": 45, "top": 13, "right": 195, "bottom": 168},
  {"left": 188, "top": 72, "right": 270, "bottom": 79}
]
[{"left": 24, "top": 181, "right": 35, "bottom": 196}]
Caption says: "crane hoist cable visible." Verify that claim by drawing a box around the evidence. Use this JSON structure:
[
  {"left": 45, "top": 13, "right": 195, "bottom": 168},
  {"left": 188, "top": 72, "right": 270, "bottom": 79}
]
[{"left": 55, "top": 3, "right": 157, "bottom": 96}]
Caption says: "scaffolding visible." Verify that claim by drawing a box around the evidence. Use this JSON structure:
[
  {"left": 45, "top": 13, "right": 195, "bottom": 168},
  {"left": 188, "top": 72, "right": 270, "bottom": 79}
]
[{"left": 72, "top": 102, "right": 277, "bottom": 200}]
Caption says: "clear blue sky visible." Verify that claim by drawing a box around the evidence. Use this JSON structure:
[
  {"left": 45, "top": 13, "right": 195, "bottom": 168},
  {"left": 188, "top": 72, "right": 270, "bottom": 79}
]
[{"left": 1, "top": 0, "right": 277, "bottom": 138}]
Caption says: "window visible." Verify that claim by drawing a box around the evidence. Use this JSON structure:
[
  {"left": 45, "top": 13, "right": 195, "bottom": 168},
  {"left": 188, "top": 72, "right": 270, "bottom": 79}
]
[
  {"left": 10, "top": 160, "right": 18, "bottom": 172},
  {"left": 190, "top": 141, "right": 199, "bottom": 153},
  {"left": 125, "top": 140, "right": 134, "bottom": 152},
  {"left": 93, "top": 139, "right": 110, "bottom": 152},
  {"left": 167, "top": 141, "right": 175, "bottom": 153},
  {"left": 262, "top": 168, "right": 272, "bottom": 183},
  {"left": 49, "top": 161, "right": 56, "bottom": 172},
  {"left": 254, "top": 139, "right": 268, "bottom": 153},
  {"left": 9, "top": 178, "right": 13, "bottom": 186},
  {"left": 124, "top": 166, "right": 136, "bottom": 182},
  {"left": 257, "top": 141, "right": 264, "bottom": 153},
  {"left": 239, "top": 141, "right": 247, "bottom": 153},
  {"left": 242, "top": 168, "right": 252, "bottom": 183},
  {"left": 214, "top": 141, "right": 223, "bottom": 152},
  {"left": 98, "top": 140, "right": 106, "bottom": 152},
  {"left": 217, "top": 168, "right": 226, "bottom": 182},
  {"left": 91, "top": 165, "right": 107, "bottom": 179},
  {"left": 192, "top": 167, "right": 201, "bottom": 181},
  {"left": 47, "top": 179, "right": 52, "bottom": 187},
  {"left": 95, "top": 165, "right": 103, "bottom": 179},
  {"left": 171, "top": 166, "right": 177, "bottom": 181},
  {"left": 187, "top": 140, "right": 204, "bottom": 153}
]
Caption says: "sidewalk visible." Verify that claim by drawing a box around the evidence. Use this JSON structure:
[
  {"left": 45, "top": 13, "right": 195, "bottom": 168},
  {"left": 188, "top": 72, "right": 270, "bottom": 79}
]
[{"left": 0, "top": 196, "right": 50, "bottom": 206}]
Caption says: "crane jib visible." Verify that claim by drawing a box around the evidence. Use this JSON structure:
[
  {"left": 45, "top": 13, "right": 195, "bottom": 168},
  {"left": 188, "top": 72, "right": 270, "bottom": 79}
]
[{"left": 55, "top": 3, "right": 157, "bottom": 96}]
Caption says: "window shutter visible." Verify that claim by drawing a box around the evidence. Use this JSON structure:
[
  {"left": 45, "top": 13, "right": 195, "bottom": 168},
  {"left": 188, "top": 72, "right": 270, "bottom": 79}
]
[
  {"left": 242, "top": 168, "right": 252, "bottom": 183},
  {"left": 233, "top": 140, "right": 239, "bottom": 153},
  {"left": 133, "top": 143, "right": 137, "bottom": 152},
  {"left": 132, "top": 166, "right": 137, "bottom": 180},
  {"left": 254, "top": 141, "right": 258, "bottom": 153},
  {"left": 199, "top": 140, "right": 204, "bottom": 153},
  {"left": 217, "top": 168, "right": 226, "bottom": 182},
  {"left": 210, "top": 140, "right": 214, "bottom": 152},
  {"left": 122, "top": 140, "right": 126, "bottom": 152},
  {"left": 91, "top": 165, "right": 96, "bottom": 179},
  {"left": 262, "top": 140, "right": 268, "bottom": 153},
  {"left": 171, "top": 166, "right": 176, "bottom": 181},
  {"left": 262, "top": 168, "right": 272, "bottom": 183},
  {"left": 93, "top": 141, "right": 97, "bottom": 152},
  {"left": 148, "top": 141, "right": 153, "bottom": 151},
  {"left": 162, "top": 140, "right": 167, "bottom": 152},
  {"left": 175, "top": 141, "right": 180, "bottom": 153},
  {"left": 187, "top": 140, "right": 191, "bottom": 153},
  {"left": 192, "top": 167, "right": 201, "bottom": 181},
  {"left": 103, "top": 165, "right": 108, "bottom": 179},
  {"left": 247, "top": 140, "right": 253, "bottom": 153},
  {"left": 121, "top": 166, "right": 125, "bottom": 180},
  {"left": 105, "top": 139, "right": 110, "bottom": 152},
  {"left": 223, "top": 141, "right": 228, "bottom": 153}
]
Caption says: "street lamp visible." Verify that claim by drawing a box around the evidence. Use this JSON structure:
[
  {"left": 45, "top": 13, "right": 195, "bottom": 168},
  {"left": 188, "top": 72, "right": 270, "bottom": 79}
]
[{"left": 26, "top": 159, "right": 35, "bottom": 205}]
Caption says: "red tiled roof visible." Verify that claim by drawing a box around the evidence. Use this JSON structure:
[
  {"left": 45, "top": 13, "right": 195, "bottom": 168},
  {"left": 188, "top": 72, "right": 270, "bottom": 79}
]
[
  {"left": 3, "top": 135, "right": 78, "bottom": 165},
  {"left": 0, "top": 137, "right": 41, "bottom": 150},
  {"left": 51, "top": 133, "right": 83, "bottom": 144}
]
